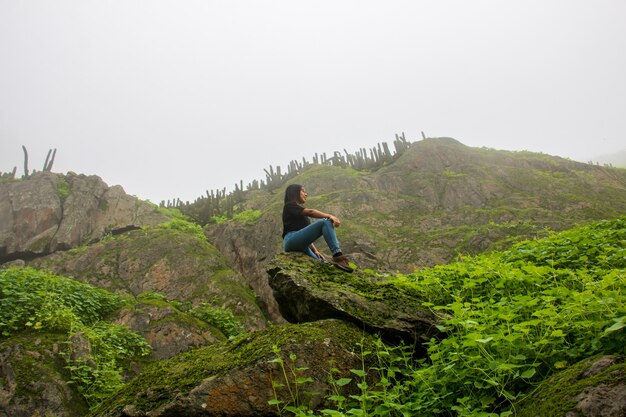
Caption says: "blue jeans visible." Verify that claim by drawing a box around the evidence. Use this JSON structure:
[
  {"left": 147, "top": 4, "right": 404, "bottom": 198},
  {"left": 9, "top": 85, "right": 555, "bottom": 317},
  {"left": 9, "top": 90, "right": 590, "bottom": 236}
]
[{"left": 283, "top": 218, "right": 342, "bottom": 260}]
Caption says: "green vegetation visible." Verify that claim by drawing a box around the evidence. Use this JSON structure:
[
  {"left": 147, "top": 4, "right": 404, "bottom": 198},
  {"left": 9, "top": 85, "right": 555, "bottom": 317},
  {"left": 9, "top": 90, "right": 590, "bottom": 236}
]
[
  {"left": 0, "top": 268, "right": 123, "bottom": 335},
  {"left": 157, "top": 206, "right": 189, "bottom": 220},
  {"left": 89, "top": 320, "right": 374, "bottom": 416},
  {"left": 156, "top": 217, "right": 206, "bottom": 240},
  {"left": 56, "top": 177, "right": 71, "bottom": 202},
  {"left": 271, "top": 217, "right": 626, "bottom": 416},
  {"left": 269, "top": 344, "right": 316, "bottom": 415},
  {"left": 188, "top": 302, "right": 244, "bottom": 339},
  {"left": 0, "top": 268, "right": 151, "bottom": 409},
  {"left": 210, "top": 209, "right": 262, "bottom": 224},
  {"left": 233, "top": 208, "right": 262, "bottom": 223}
]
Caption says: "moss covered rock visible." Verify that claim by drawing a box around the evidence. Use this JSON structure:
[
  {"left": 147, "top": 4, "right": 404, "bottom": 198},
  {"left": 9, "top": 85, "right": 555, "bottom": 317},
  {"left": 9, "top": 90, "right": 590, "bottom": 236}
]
[
  {"left": 267, "top": 252, "right": 441, "bottom": 347},
  {"left": 515, "top": 355, "right": 626, "bottom": 417},
  {"left": 0, "top": 333, "right": 88, "bottom": 417},
  {"left": 28, "top": 227, "right": 266, "bottom": 332},
  {"left": 90, "top": 319, "right": 378, "bottom": 417}
]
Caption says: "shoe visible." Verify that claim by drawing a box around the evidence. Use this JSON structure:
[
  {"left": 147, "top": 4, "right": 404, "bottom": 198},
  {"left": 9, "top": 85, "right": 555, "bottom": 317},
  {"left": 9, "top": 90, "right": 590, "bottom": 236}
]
[{"left": 332, "top": 254, "right": 354, "bottom": 273}]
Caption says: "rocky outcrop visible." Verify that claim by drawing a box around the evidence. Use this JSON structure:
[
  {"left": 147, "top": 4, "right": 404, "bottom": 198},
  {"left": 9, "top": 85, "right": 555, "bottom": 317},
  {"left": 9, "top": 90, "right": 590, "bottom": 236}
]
[
  {"left": 91, "top": 319, "right": 378, "bottom": 417},
  {"left": 0, "top": 172, "right": 168, "bottom": 262},
  {"left": 27, "top": 226, "right": 268, "bottom": 338},
  {"left": 266, "top": 253, "right": 441, "bottom": 347},
  {"left": 515, "top": 355, "right": 626, "bottom": 417}
]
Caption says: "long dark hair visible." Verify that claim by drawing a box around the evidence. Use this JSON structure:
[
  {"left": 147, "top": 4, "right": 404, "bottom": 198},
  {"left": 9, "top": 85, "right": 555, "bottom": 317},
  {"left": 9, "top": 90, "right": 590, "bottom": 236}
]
[{"left": 284, "top": 184, "right": 303, "bottom": 204}]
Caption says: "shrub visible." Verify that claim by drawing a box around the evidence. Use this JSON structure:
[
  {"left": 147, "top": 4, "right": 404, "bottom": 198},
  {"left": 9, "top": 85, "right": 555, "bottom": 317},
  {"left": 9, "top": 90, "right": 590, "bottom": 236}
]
[
  {"left": 188, "top": 303, "right": 244, "bottom": 339},
  {"left": 157, "top": 218, "right": 206, "bottom": 241}
]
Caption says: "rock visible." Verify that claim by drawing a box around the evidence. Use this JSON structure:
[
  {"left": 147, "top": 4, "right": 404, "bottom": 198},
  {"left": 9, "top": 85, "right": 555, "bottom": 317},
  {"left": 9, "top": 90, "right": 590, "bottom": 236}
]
[
  {"left": 91, "top": 319, "right": 379, "bottom": 417},
  {"left": 27, "top": 226, "right": 268, "bottom": 355},
  {"left": 0, "top": 172, "right": 62, "bottom": 259},
  {"left": 266, "top": 252, "right": 441, "bottom": 347},
  {"left": 0, "top": 172, "right": 168, "bottom": 262},
  {"left": 515, "top": 355, "right": 626, "bottom": 417},
  {"left": 204, "top": 213, "right": 286, "bottom": 322},
  {"left": 113, "top": 302, "right": 220, "bottom": 360},
  {"left": 0, "top": 333, "right": 89, "bottom": 417}
]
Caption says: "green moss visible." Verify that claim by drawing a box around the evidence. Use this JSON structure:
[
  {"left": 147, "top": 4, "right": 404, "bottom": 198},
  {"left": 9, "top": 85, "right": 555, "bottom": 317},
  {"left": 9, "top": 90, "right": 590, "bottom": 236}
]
[
  {"left": 89, "top": 320, "right": 373, "bottom": 416},
  {"left": 442, "top": 169, "right": 465, "bottom": 178},
  {"left": 515, "top": 356, "right": 626, "bottom": 417},
  {"left": 26, "top": 233, "right": 52, "bottom": 253},
  {"left": 0, "top": 332, "right": 89, "bottom": 416}
]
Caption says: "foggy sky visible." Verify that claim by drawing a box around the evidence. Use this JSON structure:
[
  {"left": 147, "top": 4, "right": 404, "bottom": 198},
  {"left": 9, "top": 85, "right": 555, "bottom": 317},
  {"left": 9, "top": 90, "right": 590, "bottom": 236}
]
[{"left": 1, "top": 0, "right": 625, "bottom": 204}]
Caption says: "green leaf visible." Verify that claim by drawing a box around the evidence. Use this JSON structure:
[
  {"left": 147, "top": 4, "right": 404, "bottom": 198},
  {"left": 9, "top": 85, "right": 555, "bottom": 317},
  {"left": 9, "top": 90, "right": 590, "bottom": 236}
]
[
  {"left": 603, "top": 317, "right": 625, "bottom": 334},
  {"left": 350, "top": 369, "right": 366, "bottom": 377},
  {"left": 521, "top": 368, "right": 536, "bottom": 378},
  {"left": 334, "top": 378, "right": 352, "bottom": 386}
]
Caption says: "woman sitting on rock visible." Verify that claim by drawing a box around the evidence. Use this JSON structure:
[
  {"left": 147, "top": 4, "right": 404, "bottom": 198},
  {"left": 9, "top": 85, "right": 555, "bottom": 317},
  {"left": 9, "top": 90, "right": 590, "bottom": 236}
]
[{"left": 282, "top": 183, "right": 353, "bottom": 272}]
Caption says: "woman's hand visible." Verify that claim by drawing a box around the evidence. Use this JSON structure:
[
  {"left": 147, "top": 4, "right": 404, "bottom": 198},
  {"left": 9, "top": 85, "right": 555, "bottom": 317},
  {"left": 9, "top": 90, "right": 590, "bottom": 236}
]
[{"left": 328, "top": 215, "right": 341, "bottom": 227}]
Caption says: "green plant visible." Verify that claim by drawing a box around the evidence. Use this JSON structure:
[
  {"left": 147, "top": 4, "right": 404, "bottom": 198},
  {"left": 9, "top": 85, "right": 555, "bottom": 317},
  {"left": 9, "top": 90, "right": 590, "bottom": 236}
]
[
  {"left": 389, "top": 217, "right": 626, "bottom": 416},
  {"left": 268, "top": 344, "right": 316, "bottom": 416},
  {"left": 0, "top": 268, "right": 123, "bottom": 337},
  {"left": 188, "top": 303, "right": 244, "bottom": 339},
  {"left": 232, "top": 209, "right": 262, "bottom": 223},
  {"left": 137, "top": 291, "right": 168, "bottom": 301},
  {"left": 158, "top": 206, "right": 188, "bottom": 220},
  {"left": 56, "top": 177, "right": 71, "bottom": 202},
  {"left": 209, "top": 214, "right": 229, "bottom": 224},
  {"left": 62, "top": 322, "right": 151, "bottom": 407},
  {"left": 0, "top": 267, "right": 151, "bottom": 409},
  {"left": 157, "top": 218, "right": 205, "bottom": 240}
]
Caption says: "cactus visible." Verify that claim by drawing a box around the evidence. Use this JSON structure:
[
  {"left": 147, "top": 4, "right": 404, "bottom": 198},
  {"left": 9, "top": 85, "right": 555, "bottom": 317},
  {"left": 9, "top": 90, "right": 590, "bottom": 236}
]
[
  {"left": 43, "top": 148, "right": 57, "bottom": 171},
  {"left": 22, "top": 145, "right": 29, "bottom": 178}
]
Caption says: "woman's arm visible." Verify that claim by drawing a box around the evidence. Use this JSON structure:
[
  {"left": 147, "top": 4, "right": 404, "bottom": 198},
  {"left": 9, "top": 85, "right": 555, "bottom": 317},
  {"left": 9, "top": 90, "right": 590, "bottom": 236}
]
[{"left": 302, "top": 208, "right": 341, "bottom": 227}]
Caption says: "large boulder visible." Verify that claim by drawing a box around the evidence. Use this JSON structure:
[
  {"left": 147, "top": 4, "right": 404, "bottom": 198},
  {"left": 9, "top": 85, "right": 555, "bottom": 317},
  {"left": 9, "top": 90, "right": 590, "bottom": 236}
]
[
  {"left": 515, "top": 355, "right": 626, "bottom": 417},
  {"left": 91, "top": 319, "right": 378, "bottom": 417},
  {"left": 0, "top": 333, "right": 89, "bottom": 417},
  {"left": 0, "top": 172, "right": 168, "bottom": 262},
  {"left": 266, "top": 252, "right": 441, "bottom": 347}
]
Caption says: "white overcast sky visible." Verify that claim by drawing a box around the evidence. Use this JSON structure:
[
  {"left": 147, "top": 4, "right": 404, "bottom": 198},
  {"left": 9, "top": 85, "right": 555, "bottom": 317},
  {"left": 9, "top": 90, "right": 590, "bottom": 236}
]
[{"left": 1, "top": 1, "right": 625, "bottom": 204}]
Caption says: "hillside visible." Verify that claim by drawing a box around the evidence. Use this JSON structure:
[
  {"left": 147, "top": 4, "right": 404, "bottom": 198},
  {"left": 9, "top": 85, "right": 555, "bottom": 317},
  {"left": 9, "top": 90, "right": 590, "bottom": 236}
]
[
  {"left": 2, "top": 217, "right": 623, "bottom": 417},
  {"left": 1, "top": 138, "right": 626, "bottom": 416},
  {"left": 196, "top": 138, "right": 626, "bottom": 319}
]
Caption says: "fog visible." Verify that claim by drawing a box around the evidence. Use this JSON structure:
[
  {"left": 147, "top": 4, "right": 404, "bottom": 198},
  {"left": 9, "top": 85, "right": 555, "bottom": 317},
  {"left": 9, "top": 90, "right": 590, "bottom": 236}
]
[{"left": 1, "top": 0, "right": 625, "bottom": 203}]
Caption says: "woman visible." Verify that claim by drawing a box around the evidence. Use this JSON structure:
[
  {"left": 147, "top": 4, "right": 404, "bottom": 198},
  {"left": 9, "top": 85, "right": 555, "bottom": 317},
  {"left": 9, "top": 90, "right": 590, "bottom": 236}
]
[{"left": 282, "top": 183, "right": 353, "bottom": 272}]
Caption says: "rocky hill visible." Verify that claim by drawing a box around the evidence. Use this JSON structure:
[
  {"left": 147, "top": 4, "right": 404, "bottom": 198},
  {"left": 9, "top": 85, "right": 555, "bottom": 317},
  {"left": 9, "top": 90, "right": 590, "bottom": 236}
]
[
  {"left": 1, "top": 138, "right": 626, "bottom": 417},
  {"left": 200, "top": 138, "right": 626, "bottom": 320}
]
